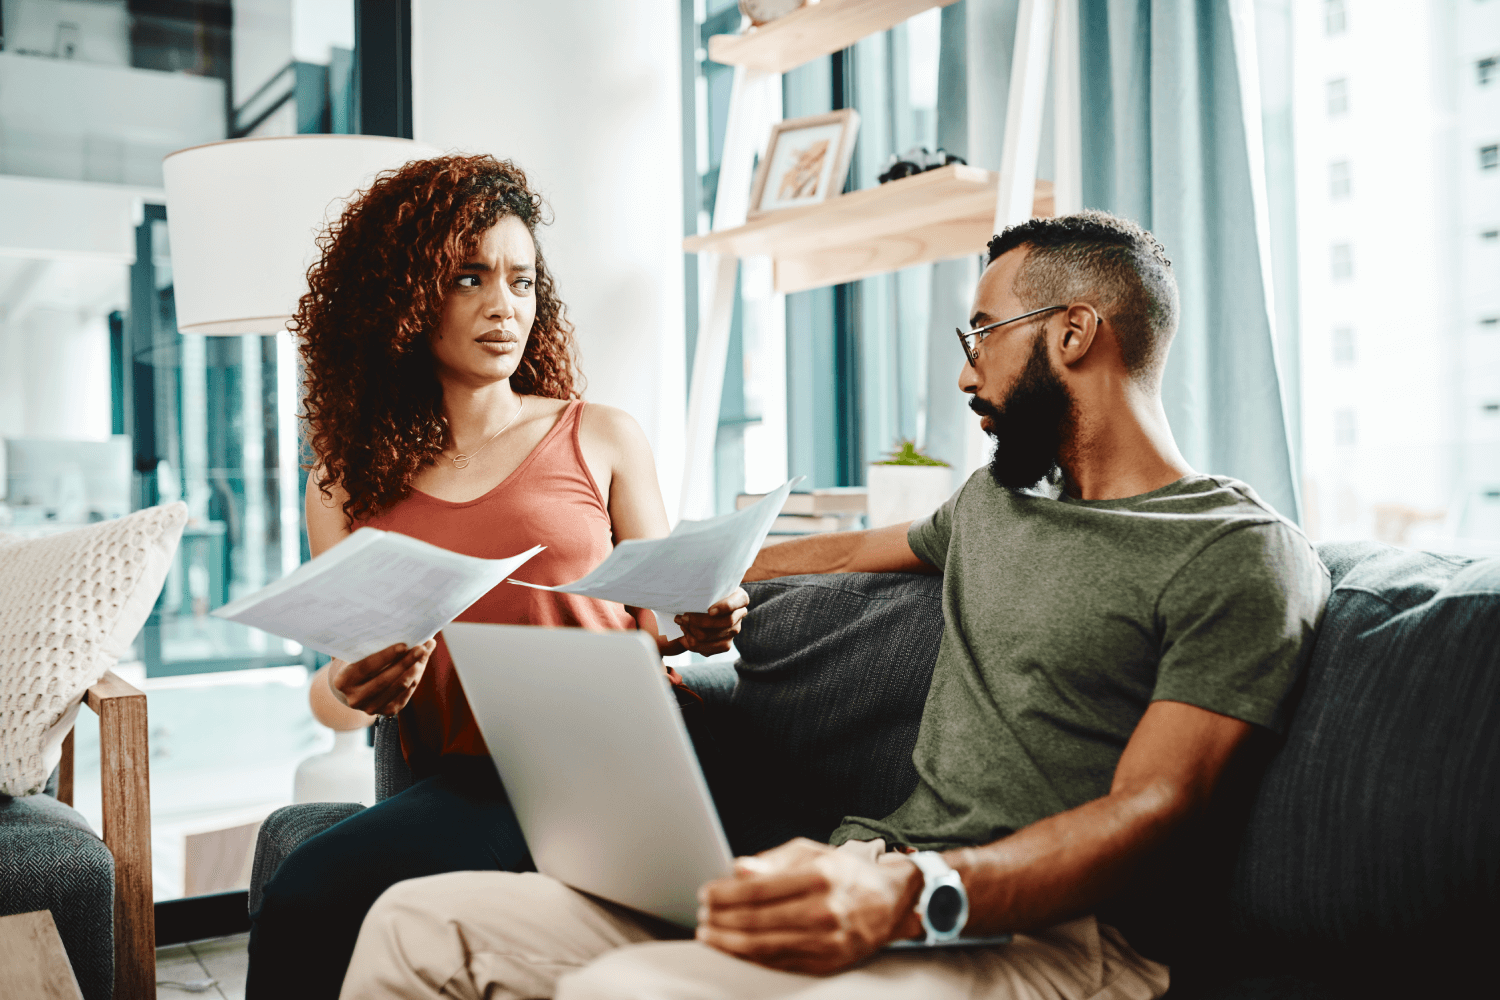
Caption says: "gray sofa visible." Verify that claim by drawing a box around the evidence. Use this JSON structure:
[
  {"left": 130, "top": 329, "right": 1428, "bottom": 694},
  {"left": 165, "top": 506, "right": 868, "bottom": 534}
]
[
  {"left": 250, "top": 539, "right": 1499, "bottom": 998},
  {"left": 0, "top": 768, "right": 115, "bottom": 1000}
]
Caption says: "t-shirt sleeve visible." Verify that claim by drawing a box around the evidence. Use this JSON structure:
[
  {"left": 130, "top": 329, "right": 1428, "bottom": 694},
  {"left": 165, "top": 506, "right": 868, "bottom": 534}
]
[
  {"left": 906, "top": 484, "right": 962, "bottom": 569},
  {"left": 1152, "top": 521, "right": 1330, "bottom": 733}
]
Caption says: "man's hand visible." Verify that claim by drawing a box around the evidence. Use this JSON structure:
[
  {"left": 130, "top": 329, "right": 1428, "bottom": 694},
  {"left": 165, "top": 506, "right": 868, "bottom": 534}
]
[
  {"left": 664, "top": 588, "right": 749, "bottom": 657},
  {"left": 329, "top": 639, "right": 437, "bottom": 716},
  {"left": 696, "top": 838, "right": 923, "bottom": 975}
]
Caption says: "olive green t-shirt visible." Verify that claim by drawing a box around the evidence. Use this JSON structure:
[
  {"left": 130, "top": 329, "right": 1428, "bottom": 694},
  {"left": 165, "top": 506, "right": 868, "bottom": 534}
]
[{"left": 832, "top": 472, "right": 1329, "bottom": 851}]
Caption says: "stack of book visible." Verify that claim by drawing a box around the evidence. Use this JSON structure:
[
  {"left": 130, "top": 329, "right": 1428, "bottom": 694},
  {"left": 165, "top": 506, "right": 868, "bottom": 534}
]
[{"left": 737, "top": 487, "right": 867, "bottom": 535}]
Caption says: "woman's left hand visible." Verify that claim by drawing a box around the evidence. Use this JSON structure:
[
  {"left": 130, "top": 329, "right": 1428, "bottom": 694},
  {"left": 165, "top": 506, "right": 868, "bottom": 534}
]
[{"left": 663, "top": 588, "right": 750, "bottom": 657}]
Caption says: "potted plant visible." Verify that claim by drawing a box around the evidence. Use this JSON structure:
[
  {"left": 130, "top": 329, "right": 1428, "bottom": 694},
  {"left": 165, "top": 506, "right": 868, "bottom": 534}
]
[{"left": 866, "top": 441, "right": 953, "bottom": 528}]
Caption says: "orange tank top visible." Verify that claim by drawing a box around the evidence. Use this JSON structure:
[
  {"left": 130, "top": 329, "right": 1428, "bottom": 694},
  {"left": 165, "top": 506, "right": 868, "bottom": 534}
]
[{"left": 359, "top": 400, "right": 638, "bottom": 776}]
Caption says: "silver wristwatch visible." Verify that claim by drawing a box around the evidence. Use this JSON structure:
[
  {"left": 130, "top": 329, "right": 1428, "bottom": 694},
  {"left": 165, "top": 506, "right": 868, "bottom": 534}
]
[{"left": 909, "top": 851, "right": 968, "bottom": 945}]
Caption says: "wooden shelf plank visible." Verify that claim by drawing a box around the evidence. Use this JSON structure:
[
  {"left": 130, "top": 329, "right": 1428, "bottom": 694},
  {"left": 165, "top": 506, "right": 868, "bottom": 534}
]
[
  {"left": 709, "top": 0, "right": 961, "bottom": 76},
  {"left": 683, "top": 165, "right": 1053, "bottom": 294}
]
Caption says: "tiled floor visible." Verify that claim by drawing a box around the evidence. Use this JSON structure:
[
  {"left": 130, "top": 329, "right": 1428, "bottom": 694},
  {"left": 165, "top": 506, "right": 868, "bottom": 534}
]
[{"left": 156, "top": 933, "right": 248, "bottom": 1000}]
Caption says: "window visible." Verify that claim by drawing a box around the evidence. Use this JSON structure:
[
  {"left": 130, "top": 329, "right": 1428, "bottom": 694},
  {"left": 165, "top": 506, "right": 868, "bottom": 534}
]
[
  {"left": 1333, "top": 327, "right": 1356, "bottom": 365},
  {"left": 1335, "top": 409, "right": 1357, "bottom": 446},
  {"left": 1325, "top": 0, "right": 1348, "bottom": 35},
  {"left": 1331, "top": 243, "right": 1354, "bottom": 279},
  {"left": 1327, "top": 77, "right": 1349, "bottom": 115},
  {"left": 1329, "top": 159, "right": 1352, "bottom": 198},
  {"left": 0, "top": 0, "right": 359, "bottom": 907},
  {"left": 1297, "top": 5, "right": 1500, "bottom": 553}
]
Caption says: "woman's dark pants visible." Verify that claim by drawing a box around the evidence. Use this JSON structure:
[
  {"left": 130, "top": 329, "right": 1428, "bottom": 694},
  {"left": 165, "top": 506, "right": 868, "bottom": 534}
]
[
  {"left": 246, "top": 755, "right": 532, "bottom": 1000},
  {"left": 245, "top": 696, "right": 796, "bottom": 998}
]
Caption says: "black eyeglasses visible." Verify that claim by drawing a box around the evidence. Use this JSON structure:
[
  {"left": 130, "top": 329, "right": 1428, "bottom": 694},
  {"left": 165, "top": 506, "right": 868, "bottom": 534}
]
[{"left": 955, "top": 305, "right": 1066, "bottom": 364}]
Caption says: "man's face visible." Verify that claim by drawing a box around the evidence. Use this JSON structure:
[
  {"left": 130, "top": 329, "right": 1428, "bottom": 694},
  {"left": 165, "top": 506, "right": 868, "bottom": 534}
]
[{"left": 961, "top": 249, "right": 1074, "bottom": 491}]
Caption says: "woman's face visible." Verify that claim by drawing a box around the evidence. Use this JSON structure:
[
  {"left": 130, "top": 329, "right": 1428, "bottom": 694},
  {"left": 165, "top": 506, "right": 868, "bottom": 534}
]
[{"left": 430, "top": 215, "right": 538, "bottom": 385}]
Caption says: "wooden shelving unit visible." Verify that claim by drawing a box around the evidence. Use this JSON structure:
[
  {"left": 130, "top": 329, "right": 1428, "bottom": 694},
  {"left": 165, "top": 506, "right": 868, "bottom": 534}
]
[
  {"left": 684, "top": 166, "right": 1054, "bottom": 294},
  {"left": 680, "top": 0, "right": 1063, "bottom": 517},
  {"left": 709, "top": 0, "right": 961, "bottom": 76}
]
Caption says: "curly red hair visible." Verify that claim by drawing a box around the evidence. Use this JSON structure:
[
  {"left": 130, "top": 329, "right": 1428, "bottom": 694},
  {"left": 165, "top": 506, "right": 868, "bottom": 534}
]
[{"left": 295, "top": 154, "right": 580, "bottom": 523}]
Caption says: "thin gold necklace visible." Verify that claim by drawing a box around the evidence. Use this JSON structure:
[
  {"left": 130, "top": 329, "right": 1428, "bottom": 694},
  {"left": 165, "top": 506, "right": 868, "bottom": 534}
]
[{"left": 449, "top": 396, "right": 525, "bottom": 469}]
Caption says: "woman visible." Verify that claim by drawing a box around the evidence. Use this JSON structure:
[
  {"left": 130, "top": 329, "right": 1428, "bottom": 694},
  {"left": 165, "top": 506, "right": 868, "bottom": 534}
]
[{"left": 247, "top": 154, "right": 746, "bottom": 999}]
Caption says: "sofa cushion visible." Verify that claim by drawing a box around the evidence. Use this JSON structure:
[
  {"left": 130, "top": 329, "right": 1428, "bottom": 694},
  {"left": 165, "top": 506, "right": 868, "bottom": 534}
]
[
  {"left": 1225, "top": 541, "right": 1500, "bottom": 978},
  {"left": 0, "top": 503, "right": 187, "bottom": 795},
  {"left": 732, "top": 572, "right": 944, "bottom": 840},
  {"left": 0, "top": 792, "right": 114, "bottom": 1000}
]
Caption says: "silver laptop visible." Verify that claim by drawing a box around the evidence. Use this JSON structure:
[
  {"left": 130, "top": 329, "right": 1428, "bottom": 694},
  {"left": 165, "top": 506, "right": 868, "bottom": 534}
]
[{"left": 444, "top": 622, "right": 733, "bottom": 927}]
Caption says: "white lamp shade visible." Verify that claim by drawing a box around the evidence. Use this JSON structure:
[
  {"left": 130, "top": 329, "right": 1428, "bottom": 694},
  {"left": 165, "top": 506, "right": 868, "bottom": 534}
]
[{"left": 162, "top": 135, "right": 443, "bottom": 335}]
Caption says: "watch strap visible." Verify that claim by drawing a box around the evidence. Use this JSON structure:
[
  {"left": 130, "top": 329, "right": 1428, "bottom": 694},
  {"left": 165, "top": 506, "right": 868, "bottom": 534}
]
[{"left": 909, "top": 850, "right": 954, "bottom": 881}]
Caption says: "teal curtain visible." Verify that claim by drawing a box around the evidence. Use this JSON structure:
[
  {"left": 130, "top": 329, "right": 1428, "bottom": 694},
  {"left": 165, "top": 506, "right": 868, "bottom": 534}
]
[
  {"left": 921, "top": 0, "right": 977, "bottom": 485},
  {"left": 1079, "top": 0, "right": 1302, "bottom": 522}
]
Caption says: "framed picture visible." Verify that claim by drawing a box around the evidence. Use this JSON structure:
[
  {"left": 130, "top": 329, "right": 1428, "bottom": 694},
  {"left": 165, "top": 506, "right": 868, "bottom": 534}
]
[{"left": 748, "top": 109, "right": 861, "bottom": 217}]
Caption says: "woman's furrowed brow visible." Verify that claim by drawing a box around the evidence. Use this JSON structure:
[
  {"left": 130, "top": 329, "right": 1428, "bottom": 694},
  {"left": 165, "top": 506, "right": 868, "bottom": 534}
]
[{"left": 459, "top": 261, "right": 535, "bottom": 273}]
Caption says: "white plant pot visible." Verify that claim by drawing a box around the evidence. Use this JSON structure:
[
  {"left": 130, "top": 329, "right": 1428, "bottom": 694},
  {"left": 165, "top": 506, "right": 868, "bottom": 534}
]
[
  {"left": 866, "top": 464, "right": 954, "bottom": 529},
  {"left": 293, "top": 728, "right": 376, "bottom": 806}
]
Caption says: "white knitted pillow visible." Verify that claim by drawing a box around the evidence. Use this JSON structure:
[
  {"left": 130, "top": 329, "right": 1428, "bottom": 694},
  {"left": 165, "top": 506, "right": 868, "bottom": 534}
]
[{"left": 0, "top": 502, "right": 187, "bottom": 796}]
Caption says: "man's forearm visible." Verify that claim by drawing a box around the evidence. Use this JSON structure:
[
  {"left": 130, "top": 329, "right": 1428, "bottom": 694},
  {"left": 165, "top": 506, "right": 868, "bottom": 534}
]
[
  {"left": 936, "top": 780, "right": 1187, "bottom": 937},
  {"left": 745, "top": 522, "right": 936, "bottom": 582}
]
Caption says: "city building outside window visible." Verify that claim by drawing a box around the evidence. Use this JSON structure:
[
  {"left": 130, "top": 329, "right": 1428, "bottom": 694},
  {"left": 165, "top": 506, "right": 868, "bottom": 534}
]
[
  {"left": 1296, "top": 0, "right": 1499, "bottom": 552},
  {"left": 1478, "top": 56, "right": 1496, "bottom": 86},
  {"left": 1481, "top": 144, "right": 1498, "bottom": 170}
]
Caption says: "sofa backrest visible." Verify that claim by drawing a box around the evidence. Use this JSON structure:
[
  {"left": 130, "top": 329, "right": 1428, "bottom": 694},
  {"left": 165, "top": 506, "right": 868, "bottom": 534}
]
[
  {"left": 735, "top": 571, "right": 942, "bottom": 837},
  {"left": 1224, "top": 541, "right": 1500, "bottom": 974}
]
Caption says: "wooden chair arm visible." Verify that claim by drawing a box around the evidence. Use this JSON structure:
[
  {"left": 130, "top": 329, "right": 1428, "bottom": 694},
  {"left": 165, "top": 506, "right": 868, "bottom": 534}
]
[{"left": 55, "top": 671, "right": 156, "bottom": 1000}]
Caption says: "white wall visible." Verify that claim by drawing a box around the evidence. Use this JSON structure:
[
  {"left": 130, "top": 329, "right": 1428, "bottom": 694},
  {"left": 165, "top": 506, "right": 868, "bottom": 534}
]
[
  {"left": 15, "top": 308, "right": 113, "bottom": 440},
  {"left": 411, "top": 0, "right": 687, "bottom": 517},
  {"left": 0, "top": 255, "right": 127, "bottom": 442}
]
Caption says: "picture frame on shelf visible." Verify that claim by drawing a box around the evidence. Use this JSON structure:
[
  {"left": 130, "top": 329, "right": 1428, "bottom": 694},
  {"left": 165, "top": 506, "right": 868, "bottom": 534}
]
[
  {"left": 738, "top": 0, "right": 806, "bottom": 27},
  {"left": 748, "top": 109, "right": 860, "bottom": 217}
]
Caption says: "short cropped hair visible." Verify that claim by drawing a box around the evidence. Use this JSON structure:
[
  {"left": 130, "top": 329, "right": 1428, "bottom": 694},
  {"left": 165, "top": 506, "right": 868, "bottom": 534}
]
[{"left": 987, "top": 211, "right": 1178, "bottom": 387}]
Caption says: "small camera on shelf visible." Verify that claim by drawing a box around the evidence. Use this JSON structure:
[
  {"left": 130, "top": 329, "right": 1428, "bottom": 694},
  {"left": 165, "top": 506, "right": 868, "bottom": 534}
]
[{"left": 877, "top": 147, "right": 967, "bottom": 184}]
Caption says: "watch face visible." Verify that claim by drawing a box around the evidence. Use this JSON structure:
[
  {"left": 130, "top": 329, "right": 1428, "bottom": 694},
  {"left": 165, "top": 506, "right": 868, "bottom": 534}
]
[{"left": 927, "top": 884, "right": 964, "bottom": 933}]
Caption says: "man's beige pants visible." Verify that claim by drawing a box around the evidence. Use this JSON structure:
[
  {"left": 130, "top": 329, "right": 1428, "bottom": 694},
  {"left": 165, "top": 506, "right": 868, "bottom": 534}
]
[{"left": 338, "top": 862, "right": 1169, "bottom": 1000}]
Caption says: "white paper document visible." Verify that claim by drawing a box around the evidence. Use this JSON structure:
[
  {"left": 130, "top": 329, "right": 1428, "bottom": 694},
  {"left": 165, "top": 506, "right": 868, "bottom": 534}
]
[
  {"left": 214, "top": 528, "right": 544, "bottom": 663},
  {"left": 508, "top": 478, "right": 803, "bottom": 640}
]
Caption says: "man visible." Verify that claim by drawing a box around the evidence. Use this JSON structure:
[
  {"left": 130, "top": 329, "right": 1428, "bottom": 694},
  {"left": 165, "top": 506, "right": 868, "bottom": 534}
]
[{"left": 339, "top": 211, "right": 1329, "bottom": 1000}]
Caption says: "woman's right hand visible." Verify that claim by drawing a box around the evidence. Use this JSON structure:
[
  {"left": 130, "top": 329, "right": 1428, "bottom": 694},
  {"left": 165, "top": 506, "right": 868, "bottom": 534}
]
[{"left": 329, "top": 639, "right": 438, "bottom": 716}]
